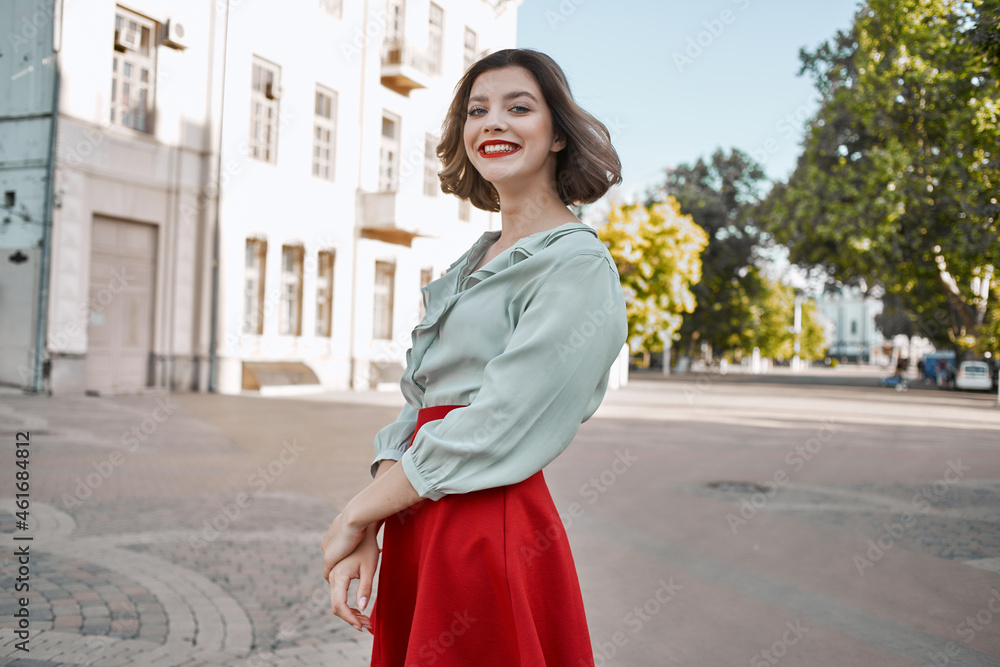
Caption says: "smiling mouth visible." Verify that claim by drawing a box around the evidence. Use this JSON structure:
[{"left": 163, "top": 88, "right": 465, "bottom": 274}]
[{"left": 479, "top": 143, "right": 522, "bottom": 158}]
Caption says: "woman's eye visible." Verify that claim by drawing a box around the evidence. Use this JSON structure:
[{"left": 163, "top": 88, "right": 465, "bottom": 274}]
[
  {"left": 511, "top": 105, "right": 530, "bottom": 113},
  {"left": 467, "top": 107, "right": 485, "bottom": 116}
]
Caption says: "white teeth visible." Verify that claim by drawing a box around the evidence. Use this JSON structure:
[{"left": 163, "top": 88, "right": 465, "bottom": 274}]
[{"left": 483, "top": 143, "right": 518, "bottom": 154}]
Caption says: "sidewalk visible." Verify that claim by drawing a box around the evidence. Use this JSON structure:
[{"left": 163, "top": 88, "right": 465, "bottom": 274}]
[
  {"left": 2, "top": 375, "right": 999, "bottom": 666},
  {"left": 1, "top": 390, "right": 393, "bottom": 666}
]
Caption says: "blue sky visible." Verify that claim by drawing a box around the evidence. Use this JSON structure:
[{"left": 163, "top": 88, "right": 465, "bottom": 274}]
[{"left": 516, "top": 0, "right": 863, "bottom": 200}]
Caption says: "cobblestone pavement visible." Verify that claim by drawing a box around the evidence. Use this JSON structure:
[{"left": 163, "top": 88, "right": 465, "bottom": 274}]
[
  {"left": 1, "top": 368, "right": 999, "bottom": 666},
  {"left": 0, "top": 391, "right": 379, "bottom": 667}
]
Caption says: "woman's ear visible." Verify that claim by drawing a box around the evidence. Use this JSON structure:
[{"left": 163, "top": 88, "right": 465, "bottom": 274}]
[{"left": 551, "top": 129, "right": 567, "bottom": 153}]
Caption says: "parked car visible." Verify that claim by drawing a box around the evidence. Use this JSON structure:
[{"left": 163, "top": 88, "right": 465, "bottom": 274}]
[{"left": 955, "top": 360, "right": 993, "bottom": 391}]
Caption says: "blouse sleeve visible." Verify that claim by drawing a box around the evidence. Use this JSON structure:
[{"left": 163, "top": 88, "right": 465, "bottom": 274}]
[
  {"left": 399, "top": 252, "right": 627, "bottom": 501},
  {"left": 369, "top": 401, "right": 419, "bottom": 479}
]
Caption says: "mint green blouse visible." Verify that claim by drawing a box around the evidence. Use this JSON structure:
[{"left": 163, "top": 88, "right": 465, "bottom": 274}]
[{"left": 370, "top": 220, "right": 628, "bottom": 501}]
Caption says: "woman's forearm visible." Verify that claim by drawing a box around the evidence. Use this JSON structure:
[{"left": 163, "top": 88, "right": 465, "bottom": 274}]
[
  {"left": 373, "top": 459, "right": 396, "bottom": 480},
  {"left": 367, "top": 459, "right": 398, "bottom": 535},
  {"left": 347, "top": 458, "right": 422, "bottom": 530}
]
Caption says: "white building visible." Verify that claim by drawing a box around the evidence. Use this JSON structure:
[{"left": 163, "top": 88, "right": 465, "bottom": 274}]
[
  {"left": 815, "top": 286, "right": 885, "bottom": 363},
  {"left": 2, "top": 0, "right": 627, "bottom": 396},
  {"left": 214, "top": 0, "right": 523, "bottom": 395},
  {"left": 0, "top": 0, "right": 59, "bottom": 390}
]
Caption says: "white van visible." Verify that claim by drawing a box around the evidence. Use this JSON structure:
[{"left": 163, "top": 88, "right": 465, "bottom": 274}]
[{"left": 955, "top": 361, "right": 992, "bottom": 391}]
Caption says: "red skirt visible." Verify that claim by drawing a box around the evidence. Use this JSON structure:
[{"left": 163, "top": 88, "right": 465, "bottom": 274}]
[{"left": 369, "top": 404, "right": 595, "bottom": 666}]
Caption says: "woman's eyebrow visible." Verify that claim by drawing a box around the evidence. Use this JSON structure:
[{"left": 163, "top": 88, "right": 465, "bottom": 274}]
[{"left": 469, "top": 91, "right": 538, "bottom": 104}]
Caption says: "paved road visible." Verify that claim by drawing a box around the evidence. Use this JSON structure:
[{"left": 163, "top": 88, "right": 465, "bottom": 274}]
[{"left": 1, "top": 367, "right": 998, "bottom": 666}]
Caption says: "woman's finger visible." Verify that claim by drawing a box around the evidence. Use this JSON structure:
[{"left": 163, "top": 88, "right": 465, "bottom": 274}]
[
  {"left": 349, "top": 607, "right": 373, "bottom": 635},
  {"left": 322, "top": 553, "right": 335, "bottom": 584},
  {"left": 357, "top": 562, "right": 375, "bottom": 612},
  {"left": 329, "top": 569, "right": 372, "bottom": 632},
  {"left": 329, "top": 570, "right": 359, "bottom": 630}
]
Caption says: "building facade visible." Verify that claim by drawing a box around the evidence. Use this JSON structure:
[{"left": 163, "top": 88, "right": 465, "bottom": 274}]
[
  {"left": 2, "top": 0, "right": 228, "bottom": 394},
  {"left": 2, "top": 0, "right": 627, "bottom": 396},
  {"left": 214, "top": 0, "right": 519, "bottom": 395},
  {"left": 0, "top": 0, "right": 59, "bottom": 390},
  {"left": 816, "top": 286, "right": 885, "bottom": 363}
]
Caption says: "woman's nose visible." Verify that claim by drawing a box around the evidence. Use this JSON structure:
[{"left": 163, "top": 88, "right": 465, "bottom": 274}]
[{"left": 482, "top": 112, "right": 506, "bottom": 133}]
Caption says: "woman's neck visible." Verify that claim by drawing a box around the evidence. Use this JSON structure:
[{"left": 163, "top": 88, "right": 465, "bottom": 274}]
[{"left": 493, "top": 183, "right": 579, "bottom": 247}]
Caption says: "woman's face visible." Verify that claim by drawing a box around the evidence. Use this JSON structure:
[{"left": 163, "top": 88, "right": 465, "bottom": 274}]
[{"left": 463, "top": 66, "right": 566, "bottom": 192}]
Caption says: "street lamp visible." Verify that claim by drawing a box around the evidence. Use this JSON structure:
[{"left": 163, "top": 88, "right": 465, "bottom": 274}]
[{"left": 788, "top": 294, "right": 803, "bottom": 372}]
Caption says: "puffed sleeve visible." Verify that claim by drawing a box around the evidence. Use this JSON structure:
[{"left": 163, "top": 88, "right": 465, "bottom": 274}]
[
  {"left": 399, "top": 252, "right": 627, "bottom": 500},
  {"left": 369, "top": 401, "right": 419, "bottom": 478}
]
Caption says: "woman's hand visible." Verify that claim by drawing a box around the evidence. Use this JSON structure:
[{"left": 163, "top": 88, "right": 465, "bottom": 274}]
[
  {"left": 321, "top": 513, "right": 367, "bottom": 583},
  {"left": 327, "top": 525, "right": 381, "bottom": 633}
]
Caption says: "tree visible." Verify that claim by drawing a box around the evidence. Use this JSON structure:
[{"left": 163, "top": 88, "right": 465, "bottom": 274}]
[
  {"left": 762, "top": 0, "right": 999, "bottom": 355},
  {"left": 647, "top": 149, "right": 771, "bottom": 359},
  {"left": 874, "top": 293, "right": 917, "bottom": 339},
  {"left": 597, "top": 197, "right": 709, "bottom": 358},
  {"left": 745, "top": 279, "right": 827, "bottom": 361},
  {"left": 799, "top": 299, "right": 828, "bottom": 361}
]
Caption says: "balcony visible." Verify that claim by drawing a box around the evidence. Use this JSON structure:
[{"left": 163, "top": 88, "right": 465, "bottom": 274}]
[
  {"left": 380, "top": 39, "right": 434, "bottom": 96},
  {"left": 360, "top": 190, "right": 427, "bottom": 246}
]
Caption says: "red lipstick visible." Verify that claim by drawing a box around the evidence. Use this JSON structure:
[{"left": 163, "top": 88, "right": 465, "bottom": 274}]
[{"left": 478, "top": 140, "right": 522, "bottom": 159}]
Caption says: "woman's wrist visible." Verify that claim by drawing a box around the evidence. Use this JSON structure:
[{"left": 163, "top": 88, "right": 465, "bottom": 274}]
[
  {"left": 342, "top": 499, "right": 367, "bottom": 533},
  {"left": 365, "top": 520, "right": 382, "bottom": 544}
]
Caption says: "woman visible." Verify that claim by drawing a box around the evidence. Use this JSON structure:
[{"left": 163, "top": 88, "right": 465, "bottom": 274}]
[{"left": 321, "top": 48, "right": 626, "bottom": 666}]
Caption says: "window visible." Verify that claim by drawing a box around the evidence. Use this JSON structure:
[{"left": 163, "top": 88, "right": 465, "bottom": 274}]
[
  {"left": 428, "top": 3, "right": 444, "bottom": 75},
  {"left": 313, "top": 86, "right": 337, "bottom": 181},
  {"left": 850, "top": 320, "right": 858, "bottom": 335},
  {"left": 424, "top": 134, "right": 439, "bottom": 197},
  {"left": 319, "top": 0, "right": 342, "bottom": 17},
  {"left": 419, "top": 266, "right": 433, "bottom": 320},
  {"left": 279, "top": 245, "right": 304, "bottom": 335},
  {"left": 463, "top": 27, "right": 477, "bottom": 72},
  {"left": 111, "top": 9, "right": 156, "bottom": 133},
  {"left": 387, "top": 0, "right": 405, "bottom": 41},
  {"left": 250, "top": 56, "right": 281, "bottom": 163},
  {"left": 373, "top": 259, "right": 396, "bottom": 340},
  {"left": 243, "top": 237, "right": 268, "bottom": 335},
  {"left": 379, "top": 113, "right": 400, "bottom": 192},
  {"left": 458, "top": 198, "right": 471, "bottom": 221},
  {"left": 316, "top": 249, "right": 335, "bottom": 337}
]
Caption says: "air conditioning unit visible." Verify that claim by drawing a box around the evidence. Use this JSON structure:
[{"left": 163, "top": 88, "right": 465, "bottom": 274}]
[
  {"left": 115, "top": 28, "right": 140, "bottom": 51},
  {"left": 264, "top": 81, "right": 280, "bottom": 100},
  {"left": 163, "top": 19, "right": 186, "bottom": 49}
]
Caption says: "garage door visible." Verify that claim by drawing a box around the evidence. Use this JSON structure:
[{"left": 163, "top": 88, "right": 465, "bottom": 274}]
[{"left": 85, "top": 216, "right": 157, "bottom": 393}]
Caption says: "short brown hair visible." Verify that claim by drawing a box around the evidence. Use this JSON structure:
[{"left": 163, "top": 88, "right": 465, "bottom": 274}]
[{"left": 437, "top": 48, "right": 622, "bottom": 212}]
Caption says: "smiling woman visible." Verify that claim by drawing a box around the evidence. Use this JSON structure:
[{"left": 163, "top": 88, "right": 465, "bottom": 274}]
[
  {"left": 438, "top": 48, "right": 621, "bottom": 212},
  {"left": 319, "top": 48, "right": 627, "bottom": 667}
]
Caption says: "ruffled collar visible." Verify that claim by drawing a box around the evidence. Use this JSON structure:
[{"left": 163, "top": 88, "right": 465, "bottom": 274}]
[{"left": 457, "top": 220, "right": 598, "bottom": 291}]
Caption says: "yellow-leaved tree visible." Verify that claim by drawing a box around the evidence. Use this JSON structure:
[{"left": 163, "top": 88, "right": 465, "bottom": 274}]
[{"left": 597, "top": 197, "right": 709, "bottom": 360}]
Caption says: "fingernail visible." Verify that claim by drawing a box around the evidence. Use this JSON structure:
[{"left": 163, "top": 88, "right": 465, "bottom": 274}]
[{"left": 359, "top": 596, "right": 368, "bottom": 611}]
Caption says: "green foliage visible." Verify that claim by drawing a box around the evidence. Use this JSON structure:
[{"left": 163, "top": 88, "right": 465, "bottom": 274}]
[
  {"left": 762, "top": 0, "right": 999, "bottom": 351},
  {"left": 875, "top": 293, "right": 917, "bottom": 338},
  {"left": 978, "top": 305, "right": 1000, "bottom": 355},
  {"left": 597, "top": 198, "right": 709, "bottom": 354},
  {"left": 799, "top": 300, "right": 828, "bottom": 361},
  {"left": 744, "top": 279, "right": 827, "bottom": 361},
  {"left": 650, "top": 149, "right": 771, "bottom": 357}
]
